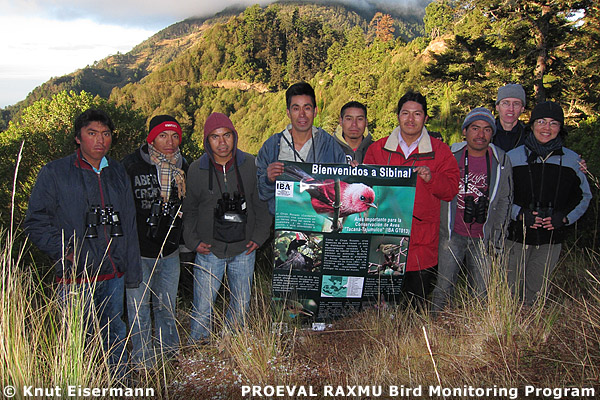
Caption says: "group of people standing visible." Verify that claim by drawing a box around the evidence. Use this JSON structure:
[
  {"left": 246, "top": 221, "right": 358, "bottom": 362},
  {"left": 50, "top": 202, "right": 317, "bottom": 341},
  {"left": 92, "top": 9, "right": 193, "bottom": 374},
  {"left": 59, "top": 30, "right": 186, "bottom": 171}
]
[{"left": 23, "top": 81, "right": 591, "bottom": 376}]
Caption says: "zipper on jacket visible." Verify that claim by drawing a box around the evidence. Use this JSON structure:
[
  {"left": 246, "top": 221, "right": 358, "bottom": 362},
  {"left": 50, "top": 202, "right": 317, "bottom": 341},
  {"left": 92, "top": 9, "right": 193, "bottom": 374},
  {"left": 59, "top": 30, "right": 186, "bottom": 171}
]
[{"left": 97, "top": 171, "right": 118, "bottom": 277}]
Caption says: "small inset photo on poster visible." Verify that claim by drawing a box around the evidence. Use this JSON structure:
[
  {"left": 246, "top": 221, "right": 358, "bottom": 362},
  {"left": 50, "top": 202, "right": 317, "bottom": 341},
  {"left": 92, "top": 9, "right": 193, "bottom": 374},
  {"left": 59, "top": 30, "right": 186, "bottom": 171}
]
[
  {"left": 274, "top": 231, "right": 323, "bottom": 273},
  {"left": 321, "top": 275, "right": 364, "bottom": 298},
  {"left": 367, "top": 236, "right": 409, "bottom": 276},
  {"left": 272, "top": 297, "right": 318, "bottom": 322}
]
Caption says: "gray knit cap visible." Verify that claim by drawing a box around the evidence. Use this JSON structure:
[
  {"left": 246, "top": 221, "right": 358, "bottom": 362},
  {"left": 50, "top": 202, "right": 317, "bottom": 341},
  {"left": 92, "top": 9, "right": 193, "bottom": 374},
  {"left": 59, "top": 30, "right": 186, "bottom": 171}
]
[
  {"left": 496, "top": 83, "right": 526, "bottom": 106},
  {"left": 462, "top": 107, "right": 497, "bottom": 135}
]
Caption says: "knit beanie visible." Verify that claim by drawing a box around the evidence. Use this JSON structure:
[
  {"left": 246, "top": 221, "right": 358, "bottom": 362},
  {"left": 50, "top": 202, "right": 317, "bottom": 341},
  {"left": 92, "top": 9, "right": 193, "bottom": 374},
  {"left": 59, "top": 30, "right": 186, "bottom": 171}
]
[
  {"left": 528, "top": 101, "right": 564, "bottom": 126},
  {"left": 147, "top": 115, "right": 182, "bottom": 145},
  {"left": 496, "top": 84, "right": 526, "bottom": 106},
  {"left": 462, "top": 107, "right": 497, "bottom": 135}
]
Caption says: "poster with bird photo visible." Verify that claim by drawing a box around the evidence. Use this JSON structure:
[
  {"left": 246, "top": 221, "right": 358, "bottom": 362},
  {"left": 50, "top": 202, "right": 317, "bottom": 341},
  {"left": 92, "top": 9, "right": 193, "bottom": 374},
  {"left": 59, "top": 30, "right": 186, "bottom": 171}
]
[
  {"left": 275, "top": 162, "right": 416, "bottom": 234},
  {"left": 272, "top": 162, "right": 417, "bottom": 325}
]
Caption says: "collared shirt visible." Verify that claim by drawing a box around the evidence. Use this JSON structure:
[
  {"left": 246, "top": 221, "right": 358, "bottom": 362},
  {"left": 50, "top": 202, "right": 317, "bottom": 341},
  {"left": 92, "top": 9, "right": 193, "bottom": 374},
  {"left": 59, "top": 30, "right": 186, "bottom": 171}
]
[
  {"left": 92, "top": 157, "right": 109, "bottom": 174},
  {"left": 279, "top": 125, "right": 314, "bottom": 162},
  {"left": 398, "top": 131, "right": 424, "bottom": 158}
]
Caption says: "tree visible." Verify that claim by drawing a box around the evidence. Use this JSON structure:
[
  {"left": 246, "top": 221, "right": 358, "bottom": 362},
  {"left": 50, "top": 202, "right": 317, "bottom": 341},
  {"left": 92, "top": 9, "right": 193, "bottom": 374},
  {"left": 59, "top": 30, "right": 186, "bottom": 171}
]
[
  {"left": 424, "top": 0, "right": 455, "bottom": 39},
  {"left": 369, "top": 12, "right": 395, "bottom": 42},
  {"left": 0, "top": 91, "right": 146, "bottom": 225}
]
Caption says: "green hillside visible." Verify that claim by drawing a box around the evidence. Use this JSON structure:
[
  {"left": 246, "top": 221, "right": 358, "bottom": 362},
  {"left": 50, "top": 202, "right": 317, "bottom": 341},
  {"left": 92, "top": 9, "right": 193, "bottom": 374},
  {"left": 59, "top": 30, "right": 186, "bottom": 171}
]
[
  {"left": 1, "top": 0, "right": 599, "bottom": 240},
  {"left": 0, "top": 1, "right": 424, "bottom": 130}
]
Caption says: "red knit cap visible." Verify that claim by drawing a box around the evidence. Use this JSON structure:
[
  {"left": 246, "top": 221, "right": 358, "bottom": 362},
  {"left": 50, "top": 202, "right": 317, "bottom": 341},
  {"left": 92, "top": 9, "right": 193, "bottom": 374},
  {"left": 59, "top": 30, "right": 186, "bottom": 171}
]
[{"left": 147, "top": 115, "right": 182, "bottom": 145}]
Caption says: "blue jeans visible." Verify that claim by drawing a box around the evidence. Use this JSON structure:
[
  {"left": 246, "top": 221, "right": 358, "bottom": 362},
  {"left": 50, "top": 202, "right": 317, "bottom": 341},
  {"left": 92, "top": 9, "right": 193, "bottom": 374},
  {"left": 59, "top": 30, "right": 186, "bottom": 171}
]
[
  {"left": 126, "top": 252, "right": 180, "bottom": 367},
  {"left": 58, "top": 275, "right": 127, "bottom": 378},
  {"left": 431, "top": 233, "right": 489, "bottom": 313},
  {"left": 190, "top": 251, "right": 255, "bottom": 341}
]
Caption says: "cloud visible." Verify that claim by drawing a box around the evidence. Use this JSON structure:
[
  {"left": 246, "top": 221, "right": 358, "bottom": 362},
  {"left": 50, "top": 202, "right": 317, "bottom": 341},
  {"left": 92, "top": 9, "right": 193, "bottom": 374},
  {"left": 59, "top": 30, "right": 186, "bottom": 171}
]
[
  {"left": 0, "top": 14, "right": 153, "bottom": 106},
  {"left": 0, "top": 0, "right": 428, "bottom": 29}
]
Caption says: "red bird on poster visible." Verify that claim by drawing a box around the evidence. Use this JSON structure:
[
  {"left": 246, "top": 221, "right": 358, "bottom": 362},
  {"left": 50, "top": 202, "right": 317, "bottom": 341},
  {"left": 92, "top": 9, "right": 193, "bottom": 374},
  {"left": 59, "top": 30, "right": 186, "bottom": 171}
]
[{"left": 283, "top": 165, "right": 377, "bottom": 218}]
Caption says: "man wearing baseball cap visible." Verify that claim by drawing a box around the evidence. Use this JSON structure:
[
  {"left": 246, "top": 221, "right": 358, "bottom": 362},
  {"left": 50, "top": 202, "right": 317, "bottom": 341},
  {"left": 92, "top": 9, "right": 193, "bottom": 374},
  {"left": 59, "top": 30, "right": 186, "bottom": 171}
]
[
  {"left": 182, "top": 112, "right": 271, "bottom": 344},
  {"left": 122, "top": 114, "right": 189, "bottom": 367},
  {"left": 432, "top": 107, "right": 513, "bottom": 313}
]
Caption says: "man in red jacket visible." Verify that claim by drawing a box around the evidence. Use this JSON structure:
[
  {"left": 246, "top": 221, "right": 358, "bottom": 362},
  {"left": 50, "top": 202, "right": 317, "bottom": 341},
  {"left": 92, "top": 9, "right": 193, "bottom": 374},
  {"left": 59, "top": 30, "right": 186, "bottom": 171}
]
[{"left": 364, "top": 91, "right": 459, "bottom": 309}]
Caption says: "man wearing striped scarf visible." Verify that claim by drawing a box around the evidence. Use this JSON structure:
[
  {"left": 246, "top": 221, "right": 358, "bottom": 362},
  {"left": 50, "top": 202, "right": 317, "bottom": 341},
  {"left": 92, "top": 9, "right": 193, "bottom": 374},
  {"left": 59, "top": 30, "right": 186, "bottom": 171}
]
[{"left": 122, "top": 115, "right": 189, "bottom": 367}]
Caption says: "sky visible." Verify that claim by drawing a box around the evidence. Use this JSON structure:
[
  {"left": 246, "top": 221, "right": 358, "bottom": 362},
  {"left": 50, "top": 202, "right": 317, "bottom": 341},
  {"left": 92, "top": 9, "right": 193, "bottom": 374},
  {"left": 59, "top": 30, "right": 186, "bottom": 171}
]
[{"left": 0, "top": 0, "right": 423, "bottom": 108}]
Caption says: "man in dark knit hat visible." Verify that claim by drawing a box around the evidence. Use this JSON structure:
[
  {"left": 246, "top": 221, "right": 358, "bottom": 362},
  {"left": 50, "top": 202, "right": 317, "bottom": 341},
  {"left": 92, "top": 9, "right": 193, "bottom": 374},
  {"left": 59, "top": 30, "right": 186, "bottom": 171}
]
[
  {"left": 122, "top": 114, "right": 189, "bottom": 367},
  {"left": 182, "top": 112, "right": 271, "bottom": 344},
  {"left": 432, "top": 107, "right": 513, "bottom": 313}
]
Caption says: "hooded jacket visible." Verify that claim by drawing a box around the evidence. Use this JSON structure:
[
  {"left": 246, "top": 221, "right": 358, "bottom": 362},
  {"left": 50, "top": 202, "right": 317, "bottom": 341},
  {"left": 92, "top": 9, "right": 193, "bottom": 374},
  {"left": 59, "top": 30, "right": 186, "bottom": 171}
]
[
  {"left": 182, "top": 132, "right": 271, "bottom": 259},
  {"left": 24, "top": 151, "right": 142, "bottom": 288},
  {"left": 256, "top": 125, "right": 347, "bottom": 215},
  {"left": 121, "top": 144, "right": 189, "bottom": 258},
  {"left": 363, "top": 127, "right": 460, "bottom": 271},
  {"left": 333, "top": 125, "right": 373, "bottom": 164},
  {"left": 439, "top": 142, "right": 513, "bottom": 250}
]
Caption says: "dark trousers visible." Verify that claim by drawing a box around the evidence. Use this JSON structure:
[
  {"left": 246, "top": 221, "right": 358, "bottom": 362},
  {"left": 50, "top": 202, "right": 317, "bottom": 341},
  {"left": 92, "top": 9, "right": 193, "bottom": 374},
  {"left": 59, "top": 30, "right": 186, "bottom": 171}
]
[{"left": 402, "top": 265, "right": 438, "bottom": 311}]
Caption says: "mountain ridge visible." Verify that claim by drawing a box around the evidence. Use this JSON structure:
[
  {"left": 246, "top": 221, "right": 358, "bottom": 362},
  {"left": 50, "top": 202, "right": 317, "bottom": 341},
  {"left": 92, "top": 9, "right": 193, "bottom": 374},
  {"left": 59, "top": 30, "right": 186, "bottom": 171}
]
[{"left": 1, "top": 1, "right": 425, "bottom": 129}]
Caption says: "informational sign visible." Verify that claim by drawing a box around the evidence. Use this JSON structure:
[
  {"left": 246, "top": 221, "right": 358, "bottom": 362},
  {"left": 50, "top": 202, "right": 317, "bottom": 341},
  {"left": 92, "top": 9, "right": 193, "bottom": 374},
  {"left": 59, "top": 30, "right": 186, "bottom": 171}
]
[{"left": 271, "top": 162, "right": 416, "bottom": 324}]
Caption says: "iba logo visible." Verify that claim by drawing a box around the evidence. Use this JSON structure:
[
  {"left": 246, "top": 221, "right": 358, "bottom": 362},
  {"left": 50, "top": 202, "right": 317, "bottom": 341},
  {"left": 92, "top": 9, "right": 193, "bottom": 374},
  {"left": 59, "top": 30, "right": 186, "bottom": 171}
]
[{"left": 275, "top": 181, "right": 294, "bottom": 198}]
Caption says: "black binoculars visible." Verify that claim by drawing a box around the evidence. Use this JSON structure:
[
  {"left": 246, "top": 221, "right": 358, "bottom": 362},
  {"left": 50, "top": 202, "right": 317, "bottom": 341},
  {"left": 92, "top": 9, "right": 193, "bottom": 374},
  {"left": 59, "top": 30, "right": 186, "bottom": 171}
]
[
  {"left": 146, "top": 200, "right": 182, "bottom": 242},
  {"left": 532, "top": 202, "right": 554, "bottom": 219},
  {"left": 147, "top": 200, "right": 180, "bottom": 227},
  {"left": 85, "top": 204, "right": 124, "bottom": 239},
  {"left": 215, "top": 191, "right": 246, "bottom": 219},
  {"left": 463, "top": 195, "right": 488, "bottom": 224}
]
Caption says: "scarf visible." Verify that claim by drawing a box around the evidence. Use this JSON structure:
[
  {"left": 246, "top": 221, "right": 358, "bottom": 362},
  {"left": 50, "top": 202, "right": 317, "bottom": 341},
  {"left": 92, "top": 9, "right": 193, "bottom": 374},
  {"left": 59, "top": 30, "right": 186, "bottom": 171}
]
[
  {"left": 147, "top": 144, "right": 186, "bottom": 202},
  {"left": 524, "top": 133, "right": 564, "bottom": 159}
]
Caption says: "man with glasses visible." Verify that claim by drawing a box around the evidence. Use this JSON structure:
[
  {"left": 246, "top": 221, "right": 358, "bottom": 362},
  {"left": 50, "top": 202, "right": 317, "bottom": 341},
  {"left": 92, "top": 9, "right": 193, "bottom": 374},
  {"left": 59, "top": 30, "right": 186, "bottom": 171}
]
[{"left": 493, "top": 84, "right": 528, "bottom": 152}]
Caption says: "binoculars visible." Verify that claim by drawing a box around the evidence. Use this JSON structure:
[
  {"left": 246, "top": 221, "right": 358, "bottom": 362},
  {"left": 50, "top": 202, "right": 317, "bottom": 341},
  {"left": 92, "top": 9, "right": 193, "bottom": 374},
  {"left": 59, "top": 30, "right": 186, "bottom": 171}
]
[
  {"left": 531, "top": 202, "right": 554, "bottom": 219},
  {"left": 463, "top": 195, "right": 489, "bottom": 224},
  {"left": 147, "top": 200, "right": 180, "bottom": 227},
  {"left": 215, "top": 191, "right": 246, "bottom": 219},
  {"left": 146, "top": 200, "right": 182, "bottom": 243},
  {"left": 85, "top": 204, "right": 123, "bottom": 239}
]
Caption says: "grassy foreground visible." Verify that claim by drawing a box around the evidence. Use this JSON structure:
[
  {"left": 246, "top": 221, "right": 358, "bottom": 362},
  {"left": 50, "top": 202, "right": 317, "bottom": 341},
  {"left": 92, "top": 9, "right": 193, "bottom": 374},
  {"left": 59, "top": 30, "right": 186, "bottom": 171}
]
[
  {"left": 171, "top": 246, "right": 600, "bottom": 399},
  {"left": 2, "top": 231, "right": 599, "bottom": 399}
]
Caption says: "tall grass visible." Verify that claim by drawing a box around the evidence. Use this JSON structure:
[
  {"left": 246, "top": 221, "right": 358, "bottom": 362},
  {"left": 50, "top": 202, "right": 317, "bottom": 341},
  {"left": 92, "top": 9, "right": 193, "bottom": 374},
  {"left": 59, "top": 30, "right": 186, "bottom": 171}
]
[
  {"left": 0, "top": 231, "right": 113, "bottom": 396},
  {"left": 172, "top": 242, "right": 600, "bottom": 398}
]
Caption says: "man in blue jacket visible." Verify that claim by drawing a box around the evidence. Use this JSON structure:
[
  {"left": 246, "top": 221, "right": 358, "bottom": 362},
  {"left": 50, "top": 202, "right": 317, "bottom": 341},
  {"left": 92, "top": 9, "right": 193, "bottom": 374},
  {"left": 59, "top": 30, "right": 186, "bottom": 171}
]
[
  {"left": 24, "top": 108, "right": 141, "bottom": 377},
  {"left": 256, "top": 82, "right": 346, "bottom": 214}
]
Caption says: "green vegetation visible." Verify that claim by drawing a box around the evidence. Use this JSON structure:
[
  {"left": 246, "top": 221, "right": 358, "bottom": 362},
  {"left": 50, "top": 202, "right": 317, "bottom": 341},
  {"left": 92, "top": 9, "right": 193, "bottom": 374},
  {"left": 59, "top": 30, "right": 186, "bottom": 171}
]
[{"left": 0, "top": 1, "right": 599, "bottom": 397}]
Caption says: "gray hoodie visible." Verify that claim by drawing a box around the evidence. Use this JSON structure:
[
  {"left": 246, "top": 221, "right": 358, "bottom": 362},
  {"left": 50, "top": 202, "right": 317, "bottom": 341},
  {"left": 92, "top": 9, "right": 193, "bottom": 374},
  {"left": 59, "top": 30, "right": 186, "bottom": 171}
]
[{"left": 333, "top": 125, "right": 373, "bottom": 164}]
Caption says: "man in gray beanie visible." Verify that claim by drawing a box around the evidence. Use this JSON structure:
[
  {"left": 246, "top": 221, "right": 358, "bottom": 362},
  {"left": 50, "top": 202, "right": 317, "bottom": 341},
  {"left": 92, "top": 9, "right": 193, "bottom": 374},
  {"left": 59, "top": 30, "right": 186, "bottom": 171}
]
[
  {"left": 432, "top": 107, "right": 513, "bottom": 314},
  {"left": 493, "top": 83, "right": 528, "bottom": 152}
]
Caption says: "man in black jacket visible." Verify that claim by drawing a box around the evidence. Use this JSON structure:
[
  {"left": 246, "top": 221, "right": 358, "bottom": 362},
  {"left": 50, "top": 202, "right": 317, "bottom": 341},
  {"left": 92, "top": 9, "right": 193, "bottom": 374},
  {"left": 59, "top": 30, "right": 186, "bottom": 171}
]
[
  {"left": 493, "top": 83, "right": 528, "bottom": 152},
  {"left": 122, "top": 115, "right": 188, "bottom": 367},
  {"left": 25, "top": 108, "right": 141, "bottom": 377}
]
